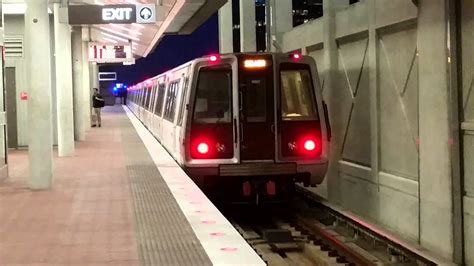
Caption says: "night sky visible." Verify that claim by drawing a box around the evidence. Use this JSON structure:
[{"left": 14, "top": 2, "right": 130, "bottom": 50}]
[{"left": 100, "top": 13, "right": 219, "bottom": 86}]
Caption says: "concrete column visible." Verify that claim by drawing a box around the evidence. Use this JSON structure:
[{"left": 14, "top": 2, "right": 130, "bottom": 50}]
[
  {"left": 239, "top": 0, "right": 256, "bottom": 52},
  {"left": 90, "top": 63, "right": 99, "bottom": 90},
  {"left": 267, "top": 0, "right": 292, "bottom": 52},
  {"left": 218, "top": 0, "right": 233, "bottom": 53},
  {"left": 323, "top": 0, "right": 340, "bottom": 203},
  {"left": 53, "top": 3, "right": 75, "bottom": 157},
  {"left": 82, "top": 27, "right": 91, "bottom": 130},
  {"left": 24, "top": 0, "right": 53, "bottom": 189},
  {"left": 72, "top": 27, "right": 86, "bottom": 141},
  {"left": 417, "top": 0, "right": 453, "bottom": 258}
]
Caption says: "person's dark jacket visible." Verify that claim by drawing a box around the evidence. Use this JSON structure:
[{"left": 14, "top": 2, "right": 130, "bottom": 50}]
[{"left": 92, "top": 94, "right": 105, "bottom": 108}]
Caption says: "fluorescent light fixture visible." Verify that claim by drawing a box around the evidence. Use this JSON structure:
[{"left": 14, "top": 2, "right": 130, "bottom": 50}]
[
  {"left": 3, "top": 3, "right": 26, "bottom": 14},
  {"left": 102, "top": 37, "right": 118, "bottom": 44},
  {"left": 99, "top": 26, "right": 140, "bottom": 42},
  {"left": 110, "top": 24, "right": 143, "bottom": 35},
  {"left": 95, "top": 0, "right": 105, "bottom": 5},
  {"left": 3, "top": 3, "right": 53, "bottom": 14},
  {"left": 131, "top": 23, "right": 146, "bottom": 29},
  {"left": 101, "top": 31, "right": 129, "bottom": 43}
]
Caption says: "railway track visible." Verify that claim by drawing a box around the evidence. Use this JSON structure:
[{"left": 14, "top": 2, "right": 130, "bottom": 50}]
[{"left": 222, "top": 187, "right": 439, "bottom": 266}]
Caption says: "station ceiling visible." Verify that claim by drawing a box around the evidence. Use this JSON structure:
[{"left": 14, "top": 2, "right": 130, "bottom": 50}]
[{"left": 68, "top": 0, "right": 226, "bottom": 57}]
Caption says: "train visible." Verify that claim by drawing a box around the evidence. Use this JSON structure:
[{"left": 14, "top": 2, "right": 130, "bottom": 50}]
[{"left": 126, "top": 53, "right": 331, "bottom": 203}]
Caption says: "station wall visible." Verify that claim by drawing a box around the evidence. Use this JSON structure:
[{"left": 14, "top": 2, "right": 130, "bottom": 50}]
[
  {"left": 282, "top": 0, "right": 470, "bottom": 262},
  {"left": 4, "top": 15, "right": 58, "bottom": 147}
]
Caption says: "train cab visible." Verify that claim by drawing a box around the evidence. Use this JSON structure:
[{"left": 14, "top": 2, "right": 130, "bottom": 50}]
[{"left": 181, "top": 53, "right": 330, "bottom": 201}]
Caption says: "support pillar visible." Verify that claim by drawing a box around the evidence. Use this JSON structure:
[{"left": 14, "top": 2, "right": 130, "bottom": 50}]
[
  {"left": 239, "top": 0, "right": 256, "bottom": 52},
  {"left": 72, "top": 27, "right": 85, "bottom": 141},
  {"left": 82, "top": 27, "right": 91, "bottom": 130},
  {"left": 90, "top": 63, "right": 99, "bottom": 90},
  {"left": 418, "top": 0, "right": 453, "bottom": 258},
  {"left": 54, "top": 3, "right": 75, "bottom": 156},
  {"left": 266, "top": 0, "right": 292, "bottom": 52},
  {"left": 25, "top": 0, "right": 53, "bottom": 189},
  {"left": 323, "top": 0, "right": 340, "bottom": 203},
  {"left": 218, "top": 0, "right": 233, "bottom": 53}
]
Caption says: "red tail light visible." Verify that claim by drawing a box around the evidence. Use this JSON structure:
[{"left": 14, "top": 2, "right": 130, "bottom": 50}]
[
  {"left": 197, "top": 143, "right": 209, "bottom": 154},
  {"left": 304, "top": 140, "right": 316, "bottom": 151}
]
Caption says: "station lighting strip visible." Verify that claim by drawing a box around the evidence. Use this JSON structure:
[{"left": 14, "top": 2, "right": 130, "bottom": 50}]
[{"left": 99, "top": 26, "right": 140, "bottom": 42}]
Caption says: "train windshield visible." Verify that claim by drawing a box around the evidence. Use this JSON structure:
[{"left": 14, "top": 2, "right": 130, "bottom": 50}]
[
  {"left": 280, "top": 64, "right": 318, "bottom": 121},
  {"left": 193, "top": 66, "right": 232, "bottom": 124}
]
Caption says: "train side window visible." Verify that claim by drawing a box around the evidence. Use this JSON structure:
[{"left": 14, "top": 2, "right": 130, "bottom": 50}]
[
  {"left": 279, "top": 64, "right": 318, "bottom": 121},
  {"left": 177, "top": 77, "right": 189, "bottom": 126},
  {"left": 146, "top": 86, "right": 153, "bottom": 110},
  {"left": 193, "top": 66, "right": 232, "bottom": 124},
  {"left": 149, "top": 84, "right": 157, "bottom": 112},
  {"left": 164, "top": 80, "right": 180, "bottom": 122},
  {"left": 155, "top": 83, "right": 166, "bottom": 116}
]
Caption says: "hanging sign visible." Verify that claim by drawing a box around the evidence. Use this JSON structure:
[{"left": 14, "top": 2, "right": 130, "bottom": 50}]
[
  {"left": 67, "top": 4, "right": 156, "bottom": 25},
  {"left": 89, "top": 43, "right": 133, "bottom": 64}
]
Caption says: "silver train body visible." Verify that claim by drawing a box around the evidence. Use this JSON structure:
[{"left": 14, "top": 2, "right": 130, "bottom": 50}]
[{"left": 127, "top": 53, "right": 330, "bottom": 201}]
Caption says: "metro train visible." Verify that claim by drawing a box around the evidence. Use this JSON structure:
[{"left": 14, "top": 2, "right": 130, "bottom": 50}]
[{"left": 127, "top": 53, "right": 331, "bottom": 202}]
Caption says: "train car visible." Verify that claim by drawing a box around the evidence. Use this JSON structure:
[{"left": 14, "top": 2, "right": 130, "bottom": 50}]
[{"left": 127, "top": 53, "right": 331, "bottom": 203}]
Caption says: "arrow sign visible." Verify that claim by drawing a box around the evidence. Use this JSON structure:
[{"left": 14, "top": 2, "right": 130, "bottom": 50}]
[
  {"left": 140, "top": 7, "right": 152, "bottom": 20},
  {"left": 136, "top": 4, "right": 156, "bottom": 24}
]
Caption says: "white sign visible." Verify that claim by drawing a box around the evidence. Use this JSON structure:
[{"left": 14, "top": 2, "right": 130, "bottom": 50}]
[
  {"left": 102, "top": 7, "right": 133, "bottom": 21},
  {"left": 136, "top": 4, "right": 156, "bottom": 24},
  {"left": 89, "top": 43, "right": 133, "bottom": 64}
]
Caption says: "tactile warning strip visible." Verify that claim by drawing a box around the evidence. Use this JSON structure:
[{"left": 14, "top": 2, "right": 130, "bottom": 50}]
[{"left": 119, "top": 114, "right": 212, "bottom": 266}]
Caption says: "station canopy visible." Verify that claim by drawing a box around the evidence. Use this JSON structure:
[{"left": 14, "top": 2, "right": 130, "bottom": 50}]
[{"left": 68, "top": 0, "right": 226, "bottom": 58}]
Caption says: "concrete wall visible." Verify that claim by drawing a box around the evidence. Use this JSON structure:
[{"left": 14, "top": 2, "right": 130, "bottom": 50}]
[
  {"left": 281, "top": 0, "right": 465, "bottom": 261},
  {"left": 462, "top": 1, "right": 474, "bottom": 265},
  {"left": 4, "top": 15, "right": 58, "bottom": 147}
]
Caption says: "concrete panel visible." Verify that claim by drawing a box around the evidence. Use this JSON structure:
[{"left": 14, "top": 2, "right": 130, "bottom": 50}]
[
  {"left": 378, "top": 26, "right": 419, "bottom": 180},
  {"left": 340, "top": 172, "right": 419, "bottom": 240},
  {"left": 375, "top": 0, "right": 417, "bottom": 29},
  {"left": 462, "top": 0, "right": 473, "bottom": 122},
  {"left": 461, "top": 2, "right": 474, "bottom": 263},
  {"left": 464, "top": 196, "right": 474, "bottom": 266},
  {"left": 308, "top": 48, "right": 326, "bottom": 90},
  {"left": 282, "top": 19, "right": 324, "bottom": 53},
  {"left": 465, "top": 134, "right": 474, "bottom": 197},
  {"left": 334, "top": 1, "right": 368, "bottom": 40},
  {"left": 338, "top": 38, "right": 371, "bottom": 166}
]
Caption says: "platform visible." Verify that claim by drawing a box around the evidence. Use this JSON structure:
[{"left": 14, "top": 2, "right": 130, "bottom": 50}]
[{"left": 0, "top": 106, "right": 264, "bottom": 266}]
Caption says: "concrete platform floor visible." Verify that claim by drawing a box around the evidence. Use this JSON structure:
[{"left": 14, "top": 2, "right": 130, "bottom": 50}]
[{"left": 0, "top": 108, "right": 139, "bottom": 265}]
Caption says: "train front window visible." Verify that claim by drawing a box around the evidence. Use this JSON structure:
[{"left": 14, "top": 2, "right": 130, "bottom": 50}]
[
  {"left": 193, "top": 66, "right": 232, "bottom": 124},
  {"left": 245, "top": 78, "right": 266, "bottom": 122},
  {"left": 280, "top": 65, "right": 318, "bottom": 121}
]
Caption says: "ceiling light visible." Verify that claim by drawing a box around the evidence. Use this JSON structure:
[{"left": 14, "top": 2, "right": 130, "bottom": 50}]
[
  {"left": 101, "top": 32, "right": 129, "bottom": 43},
  {"left": 99, "top": 26, "right": 140, "bottom": 42},
  {"left": 101, "top": 37, "right": 118, "bottom": 44},
  {"left": 110, "top": 24, "right": 143, "bottom": 35}
]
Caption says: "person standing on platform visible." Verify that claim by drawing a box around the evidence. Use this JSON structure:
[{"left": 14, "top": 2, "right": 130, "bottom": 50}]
[
  {"left": 92, "top": 88, "right": 105, "bottom": 127},
  {"left": 122, "top": 87, "right": 128, "bottom": 105}
]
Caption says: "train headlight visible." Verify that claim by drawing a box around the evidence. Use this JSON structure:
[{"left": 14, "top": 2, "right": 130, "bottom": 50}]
[
  {"left": 197, "top": 143, "right": 209, "bottom": 154},
  {"left": 304, "top": 140, "right": 316, "bottom": 151}
]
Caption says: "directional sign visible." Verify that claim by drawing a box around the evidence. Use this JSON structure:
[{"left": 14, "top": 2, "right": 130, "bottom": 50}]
[
  {"left": 67, "top": 4, "right": 156, "bottom": 25},
  {"left": 136, "top": 4, "right": 156, "bottom": 24}
]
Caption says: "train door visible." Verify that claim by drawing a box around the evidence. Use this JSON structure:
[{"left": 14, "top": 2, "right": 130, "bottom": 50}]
[{"left": 238, "top": 56, "right": 275, "bottom": 161}]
